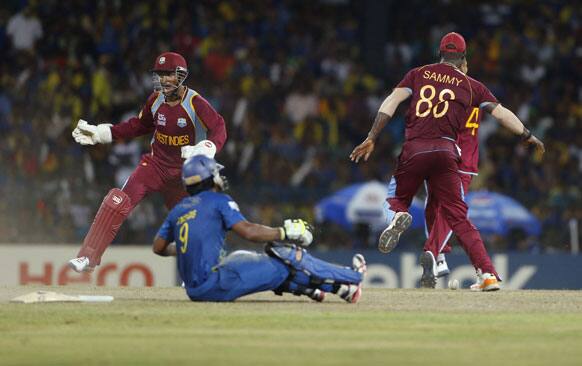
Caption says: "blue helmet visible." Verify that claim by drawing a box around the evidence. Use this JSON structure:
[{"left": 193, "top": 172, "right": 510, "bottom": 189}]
[{"left": 182, "top": 155, "right": 226, "bottom": 193}]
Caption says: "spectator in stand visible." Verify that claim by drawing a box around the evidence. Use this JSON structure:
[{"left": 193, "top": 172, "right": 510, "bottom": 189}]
[{"left": 6, "top": 4, "right": 42, "bottom": 52}]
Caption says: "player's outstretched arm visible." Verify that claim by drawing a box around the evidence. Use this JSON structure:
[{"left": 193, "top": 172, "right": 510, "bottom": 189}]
[
  {"left": 232, "top": 219, "right": 313, "bottom": 247},
  {"left": 350, "top": 88, "right": 411, "bottom": 163},
  {"left": 487, "top": 104, "right": 545, "bottom": 155}
]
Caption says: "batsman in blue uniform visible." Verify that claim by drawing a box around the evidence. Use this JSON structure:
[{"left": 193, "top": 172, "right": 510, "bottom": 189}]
[{"left": 153, "top": 155, "right": 367, "bottom": 302}]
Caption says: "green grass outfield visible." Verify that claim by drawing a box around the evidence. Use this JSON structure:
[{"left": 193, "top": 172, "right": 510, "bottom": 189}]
[{"left": 1, "top": 286, "right": 582, "bottom": 366}]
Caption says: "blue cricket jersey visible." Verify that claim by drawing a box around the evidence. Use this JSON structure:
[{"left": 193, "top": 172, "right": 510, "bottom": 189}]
[{"left": 156, "top": 191, "right": 246, "bottom": 288}]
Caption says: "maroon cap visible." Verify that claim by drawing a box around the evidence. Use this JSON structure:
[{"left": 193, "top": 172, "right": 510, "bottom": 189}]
[
  {"left": 439, "top": 32, "right": 466, "bottom": 54},
  {"left": 152, "top": 52, "right": 187, "bottom": 72}
]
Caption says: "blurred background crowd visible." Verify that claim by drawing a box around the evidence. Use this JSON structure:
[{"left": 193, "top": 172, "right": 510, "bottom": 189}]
[{"left": 0, "top": 0, "right": 580, "bottom": 253}]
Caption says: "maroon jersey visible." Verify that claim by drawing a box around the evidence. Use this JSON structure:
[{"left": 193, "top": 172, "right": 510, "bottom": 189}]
[
  {"left": 396, "top": 63, "right": 497, "bottom": 150},
  {"left": 456, "top": 104, "right": 485, "bottom": 174},
  {"left": 110, "top": 88, "right": 227, "bottom": 169}
]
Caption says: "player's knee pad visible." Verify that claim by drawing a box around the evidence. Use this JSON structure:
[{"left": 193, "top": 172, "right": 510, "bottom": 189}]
[
  {"left": 79, "top": 188, "right": 133, "bottom": 265},
  {"left": 265, "top": 242, "right": 298, "bottom": 264},
  {"left": 103, "top": 188, "right": 132, "bottom": 215},
  {"left": 265, "top": 242, "right": 361, "bottom": 291}
]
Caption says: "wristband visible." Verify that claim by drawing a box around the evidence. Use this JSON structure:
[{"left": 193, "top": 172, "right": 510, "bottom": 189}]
[
  {"left": 520, "top": 128, "right": 532, "bottom": 141},
  {"left": 279, "top": 227, "right": 285, "bottom": 241}
]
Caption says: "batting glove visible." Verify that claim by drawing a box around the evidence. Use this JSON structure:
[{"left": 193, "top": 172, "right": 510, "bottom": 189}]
[{"left": 282, "top": 219, "right": 314, "bottom": 247}]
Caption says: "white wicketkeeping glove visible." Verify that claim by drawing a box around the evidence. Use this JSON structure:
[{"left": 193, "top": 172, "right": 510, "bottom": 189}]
[
  {"left": 72, "top": 119, "right": 112, "bottom": 145},
  {"left": 283, "top": 219, "right": 314, "bottom": 247},
  {"left": 181, "top": 140, "right": 217, "bottom": 159}
]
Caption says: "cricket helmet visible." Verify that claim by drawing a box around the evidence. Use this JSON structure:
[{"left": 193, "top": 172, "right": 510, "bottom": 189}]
[
  {"left": 151, "top": 52, "right": 188, "bottom": 96},
  {"left": 182, "top": 155, "right": 227, "bottom": 193}
]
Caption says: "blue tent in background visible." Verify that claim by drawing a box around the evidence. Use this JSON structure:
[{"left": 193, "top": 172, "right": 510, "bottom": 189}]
[
  {"left": 315, "top": 183, "right": 541, "bottom": 237},
  {"left": 314, "top": 181, "right": 425, "bottom": 232},
  {"left": 466, "top": 190, "right": 541, "bottom": 236}
]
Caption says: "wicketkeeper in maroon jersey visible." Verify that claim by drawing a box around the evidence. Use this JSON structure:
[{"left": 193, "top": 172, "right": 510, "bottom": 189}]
[
  {"left": 422, "top": 35, "right": 544, "bottom": 288},
  {"left": 350, "top": 32, "right": 544, "bottom": 291},
  {"left": 68, "top": 52, "right": 227, "bottom": 273}
]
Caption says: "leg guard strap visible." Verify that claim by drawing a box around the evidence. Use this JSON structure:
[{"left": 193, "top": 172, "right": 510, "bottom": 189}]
[{"left": 265, "top": 242, "right": 362, "bottom": 288}]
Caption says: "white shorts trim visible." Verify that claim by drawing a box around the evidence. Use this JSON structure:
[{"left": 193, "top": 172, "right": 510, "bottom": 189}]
[{"left": 458, "top": 170, "right": 478, "bottom": 176}]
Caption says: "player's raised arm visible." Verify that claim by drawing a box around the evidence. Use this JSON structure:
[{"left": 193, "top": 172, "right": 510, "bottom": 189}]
[
  {"left": 72, "top": 93, "right": 157, "bottom": 146},
  {"left": 109, "top": 93, "right": 157, "bottom": 140},
  {"left": 485, "top": 103, "right": 545, "bottom": 154},
  {"left": 350, "top": 87, "right": 411, "bottom": 163}
]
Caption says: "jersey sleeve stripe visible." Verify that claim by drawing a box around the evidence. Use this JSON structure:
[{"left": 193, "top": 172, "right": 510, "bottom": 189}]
[
  {"left": 181, "top": 89, "right": 208, "bottom": 143},
  {"left": 479, "top": 101, "right": 496, "bottom": 109},
  {"left": 150, "top": 92, "right": 165, "bottom": 116},
  {"left": 461, "top": 73, "right": 473, "bottom": 106}
]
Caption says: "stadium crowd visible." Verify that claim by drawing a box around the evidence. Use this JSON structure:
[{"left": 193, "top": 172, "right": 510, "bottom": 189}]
[{"left": 0, "top": 0, "right": 579, "bottom": 252}]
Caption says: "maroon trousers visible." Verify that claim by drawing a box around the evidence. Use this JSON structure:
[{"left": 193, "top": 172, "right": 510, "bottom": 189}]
[
  {"left": 121, "top": 155, "right": 189, "bottom": 212},
  {"left": 78, "top": 155, "right": 188, "bottom": 266},
  {"left": 387, "top": 140, "right": 498, "bottom": 277},
  {"left": 423, "top": 173, "right": 473, "bottom": 256}
]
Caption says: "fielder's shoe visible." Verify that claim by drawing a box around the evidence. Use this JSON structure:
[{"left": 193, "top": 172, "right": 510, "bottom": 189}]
[
  {"left": 378, "top": 212, "right": 412, "bottom": 253},
  {"left": 68, "top": 256, "right": 94, "bottom": 273},
  {"left": 470, "top": 270, "right": 500, "bottom": 292},
  {"left": 419, "top": 251, "right": 437, "bottom": 288},
  {"left": 469, "top": 270, "right": 482, "bottom": 291},
  {"left": 436, "top": 253, "right": 450, "bottom": 278},
  {"left": 308, "top": 289, "right": 325, "bottom": 302}
]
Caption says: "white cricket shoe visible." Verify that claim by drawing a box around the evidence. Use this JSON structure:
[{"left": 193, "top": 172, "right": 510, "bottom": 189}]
[
  {"left": 68, "top": 256, "right": 94, "bottom": 273},
  {"left": 436, "top": 253, "right": 450, "bottom": 278},
  {"left": 378, "top": 212, "right": 412, "bottom": 253},
  {"left": 470, "top": 270, "right": 501, "bottom": 292},
  {"left": 419, "top": 251, "right": 437, "bottom": 288}
]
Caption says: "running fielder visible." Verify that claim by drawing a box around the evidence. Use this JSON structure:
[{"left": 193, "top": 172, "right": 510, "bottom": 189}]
[
  {"left": 423, "top": 33, "right": 545, "bottom": 285},
  {"left": 351, "top": 32, "right": 543, "bottom": 291}
]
